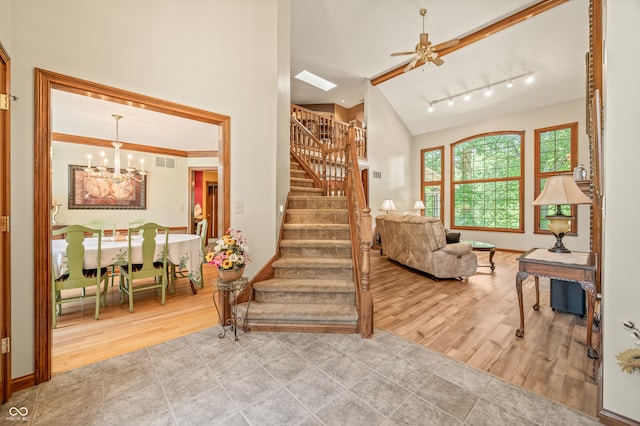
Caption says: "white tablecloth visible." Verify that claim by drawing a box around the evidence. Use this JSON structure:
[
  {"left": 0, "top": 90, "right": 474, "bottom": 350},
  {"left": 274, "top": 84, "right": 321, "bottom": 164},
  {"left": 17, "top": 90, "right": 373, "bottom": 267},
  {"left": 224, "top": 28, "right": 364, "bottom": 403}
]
[{"left": 52, "top": 233, "right": 204, "bottom": 285}]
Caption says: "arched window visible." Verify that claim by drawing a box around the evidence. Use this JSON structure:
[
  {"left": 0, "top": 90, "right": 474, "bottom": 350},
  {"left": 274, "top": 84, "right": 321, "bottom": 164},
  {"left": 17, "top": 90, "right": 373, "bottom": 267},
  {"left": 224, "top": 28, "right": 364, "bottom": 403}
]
[{"left": 450, "top": 131, "right": 524, "bottom": 231}]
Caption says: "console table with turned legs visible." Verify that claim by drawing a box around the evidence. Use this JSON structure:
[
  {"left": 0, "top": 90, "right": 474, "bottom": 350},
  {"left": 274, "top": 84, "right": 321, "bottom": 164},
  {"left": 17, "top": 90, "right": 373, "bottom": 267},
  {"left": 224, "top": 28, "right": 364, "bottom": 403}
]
[{"left": 515, "top": 248, "right": 598, "bottom": 359}]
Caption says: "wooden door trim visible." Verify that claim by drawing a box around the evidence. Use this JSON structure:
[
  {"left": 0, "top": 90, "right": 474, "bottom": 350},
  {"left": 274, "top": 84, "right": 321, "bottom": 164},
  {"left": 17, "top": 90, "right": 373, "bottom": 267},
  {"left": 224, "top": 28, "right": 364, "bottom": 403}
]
[
  {"left": 34, "top": 69, "right": 231, "bottom": 383},
  {"left": 0, "top": 40, "right": 12, "bottom": 402}
]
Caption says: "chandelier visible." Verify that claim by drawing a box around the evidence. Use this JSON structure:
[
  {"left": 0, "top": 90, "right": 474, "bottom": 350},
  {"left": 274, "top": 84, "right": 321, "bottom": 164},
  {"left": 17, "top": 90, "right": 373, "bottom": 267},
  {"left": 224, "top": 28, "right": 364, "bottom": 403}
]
[{"left": 84, "top": 114, "right": 148, "bottom": 183}]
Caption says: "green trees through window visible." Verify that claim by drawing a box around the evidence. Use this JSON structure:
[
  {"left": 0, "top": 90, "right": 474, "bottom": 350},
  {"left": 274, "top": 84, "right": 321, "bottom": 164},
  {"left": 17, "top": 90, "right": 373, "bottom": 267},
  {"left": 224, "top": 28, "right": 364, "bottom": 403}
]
[
  {"left": 534, "top": 122, "right": 578, "bottom": 233},
  {"left": 421, "top": 147, "right": 443, "bottom": 220},
  {"left": 451, "top": 132, "right": 524, "bottom": 231}
]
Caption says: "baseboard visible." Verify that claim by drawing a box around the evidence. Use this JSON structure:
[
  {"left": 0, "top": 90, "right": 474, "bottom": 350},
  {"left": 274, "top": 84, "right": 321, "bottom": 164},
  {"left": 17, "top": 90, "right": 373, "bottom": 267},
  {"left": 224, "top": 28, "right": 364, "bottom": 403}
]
[
  {"left": 599, "top": 409, "right": 640, "bottom": 426},
  {"left": 11, "top": 374, "right": 35, "bottom": 394}
]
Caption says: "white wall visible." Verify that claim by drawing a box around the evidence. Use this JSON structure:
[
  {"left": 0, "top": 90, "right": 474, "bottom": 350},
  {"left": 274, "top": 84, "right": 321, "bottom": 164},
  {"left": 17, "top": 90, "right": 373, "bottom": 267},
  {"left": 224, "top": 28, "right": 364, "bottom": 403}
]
[
  {"left": 602, "top": 0, "right": 640, "bottom": 421},
  {"left": 7, "top": 0, "right": 283, "bottom": 378},
  {"left": 52, "top": 141, "right": 190, "bottom": 229},
  {"left": 365, "top": 83, "right": 414, "bottom": 219},
  {"left": 0, "top": 1, "right": 9, "bottom": 47},
  {"left": 413, "top": 98, "right": 591, "bottom": 252}
]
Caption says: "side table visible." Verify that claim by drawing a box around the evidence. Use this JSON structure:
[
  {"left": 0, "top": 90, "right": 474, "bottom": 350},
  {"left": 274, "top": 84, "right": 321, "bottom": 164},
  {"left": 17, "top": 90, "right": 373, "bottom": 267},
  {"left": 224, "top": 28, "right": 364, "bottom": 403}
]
[
  {"left": 463, "top": 240, "right": 496, "bottom": 271},
  {"left": 212, "top": 277, "right": 251, "bottom": 341},
  {"left": 515, "top": 248, "right": 598, "bottom": 359}
]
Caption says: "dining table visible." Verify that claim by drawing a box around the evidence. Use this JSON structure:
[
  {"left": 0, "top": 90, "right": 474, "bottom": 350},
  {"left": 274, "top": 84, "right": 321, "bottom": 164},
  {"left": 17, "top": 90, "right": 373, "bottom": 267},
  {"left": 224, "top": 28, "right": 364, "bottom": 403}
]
[{"left": 51, "top": 233, "right": 204, "bottom": 293}]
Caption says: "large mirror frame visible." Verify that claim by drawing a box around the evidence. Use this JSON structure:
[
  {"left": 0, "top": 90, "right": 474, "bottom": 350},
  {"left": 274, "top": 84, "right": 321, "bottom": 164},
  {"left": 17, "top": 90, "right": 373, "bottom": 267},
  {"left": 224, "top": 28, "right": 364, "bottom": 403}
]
[{"left": 33, "top": 68, "right": 231, "bottom": 383}]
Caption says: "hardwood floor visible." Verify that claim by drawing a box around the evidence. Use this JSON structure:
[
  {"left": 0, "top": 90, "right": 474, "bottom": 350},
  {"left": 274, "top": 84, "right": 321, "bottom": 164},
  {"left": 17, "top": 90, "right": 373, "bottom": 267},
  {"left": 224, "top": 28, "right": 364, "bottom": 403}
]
[
  {"left": 371, "top": 249, "right": 599, "bottom": 417},
  {"left": 52, "top": 267, "right": 220, "bottom": 374},
  {"left": 51, "top": 249, "right": 599, "bottom": 417}
]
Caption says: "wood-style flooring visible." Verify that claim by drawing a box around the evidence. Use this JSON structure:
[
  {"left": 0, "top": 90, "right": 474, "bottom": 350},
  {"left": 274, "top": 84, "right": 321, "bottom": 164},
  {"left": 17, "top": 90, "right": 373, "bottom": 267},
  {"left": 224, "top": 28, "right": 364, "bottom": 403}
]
[{"left": 51, "top": 249, "right": 599, "bottom": 417}]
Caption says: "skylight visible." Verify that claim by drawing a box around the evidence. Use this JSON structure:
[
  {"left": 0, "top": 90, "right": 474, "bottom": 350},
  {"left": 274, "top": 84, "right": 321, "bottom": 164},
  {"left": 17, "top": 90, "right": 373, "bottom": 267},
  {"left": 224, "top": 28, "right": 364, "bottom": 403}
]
[{"left": 295, "top": 70, "right": 336, "bottom": 91}]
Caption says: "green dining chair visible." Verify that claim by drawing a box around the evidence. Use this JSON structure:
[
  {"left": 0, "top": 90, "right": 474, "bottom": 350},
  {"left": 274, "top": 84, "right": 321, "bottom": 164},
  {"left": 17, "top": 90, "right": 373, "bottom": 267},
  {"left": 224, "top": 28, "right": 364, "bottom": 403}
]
[
  {"left": 128, "top": 218, "right": 150, "bottom": 236},
  {"left": 119, "top": 222, "right": 169, "bottom": 313},
  {"left": 51, "top": 225, "right": 109, "bottom": 328},
  {"left": 83, "top": 219, "right": 117, "bottom": 287}
]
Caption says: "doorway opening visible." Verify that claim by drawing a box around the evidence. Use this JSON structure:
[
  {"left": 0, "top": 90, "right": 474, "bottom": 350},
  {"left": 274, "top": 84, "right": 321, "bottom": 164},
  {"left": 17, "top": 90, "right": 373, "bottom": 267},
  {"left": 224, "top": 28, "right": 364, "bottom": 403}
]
[{"left": 34, "top": 69, "right": 231, "bottom": 383}]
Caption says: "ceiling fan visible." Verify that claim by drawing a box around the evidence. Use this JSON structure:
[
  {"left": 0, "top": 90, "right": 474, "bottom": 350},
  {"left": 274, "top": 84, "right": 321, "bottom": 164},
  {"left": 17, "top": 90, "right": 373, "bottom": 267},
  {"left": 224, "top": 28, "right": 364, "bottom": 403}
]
[{"left": 391, "top": 8, "right": 460, "bottom": 72}]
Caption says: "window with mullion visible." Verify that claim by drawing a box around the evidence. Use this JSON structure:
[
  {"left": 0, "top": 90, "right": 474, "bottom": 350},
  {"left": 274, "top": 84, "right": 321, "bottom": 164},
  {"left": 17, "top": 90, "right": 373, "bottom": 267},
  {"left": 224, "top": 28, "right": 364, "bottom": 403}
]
[
  {"left": 534, "top": 122, "right": 578, "bottom": 234},
  {"left": 451, "top": 132, "right": 524, "bottom": 232},
  {"left": 421, "top": 147, "right": 444, "bottom": 220}
]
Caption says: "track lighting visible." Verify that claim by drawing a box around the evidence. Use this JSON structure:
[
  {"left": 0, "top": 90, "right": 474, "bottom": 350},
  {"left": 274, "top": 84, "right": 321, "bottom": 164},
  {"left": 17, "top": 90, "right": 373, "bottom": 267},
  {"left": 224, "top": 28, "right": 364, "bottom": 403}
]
[{"left": 425, "top": 71, "right": 535, "bottom": 113}]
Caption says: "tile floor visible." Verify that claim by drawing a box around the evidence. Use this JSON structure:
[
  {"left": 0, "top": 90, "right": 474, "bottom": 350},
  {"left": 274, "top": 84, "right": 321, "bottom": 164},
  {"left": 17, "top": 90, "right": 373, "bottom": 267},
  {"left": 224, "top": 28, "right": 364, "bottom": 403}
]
[{"left": 1, "top": 327, "right": 600, "bottom": 425}]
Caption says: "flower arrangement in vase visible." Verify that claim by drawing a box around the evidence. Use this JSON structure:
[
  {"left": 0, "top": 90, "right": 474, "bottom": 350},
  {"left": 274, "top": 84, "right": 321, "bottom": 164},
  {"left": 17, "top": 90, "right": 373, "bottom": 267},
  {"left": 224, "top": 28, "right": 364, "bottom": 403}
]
[{"left": 206, "top": 228, "right": 250, "bottom": 282}]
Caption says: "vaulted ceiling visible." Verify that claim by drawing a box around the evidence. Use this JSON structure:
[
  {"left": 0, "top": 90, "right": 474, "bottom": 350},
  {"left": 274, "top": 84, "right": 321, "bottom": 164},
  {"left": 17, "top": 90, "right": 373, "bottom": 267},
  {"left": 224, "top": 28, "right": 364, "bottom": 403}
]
[
  {"left": 52, "top": 1, "right": 588, "bottom": 149},
  {"left": 290, "top": 0, "right": 588, "bottom": 135}
]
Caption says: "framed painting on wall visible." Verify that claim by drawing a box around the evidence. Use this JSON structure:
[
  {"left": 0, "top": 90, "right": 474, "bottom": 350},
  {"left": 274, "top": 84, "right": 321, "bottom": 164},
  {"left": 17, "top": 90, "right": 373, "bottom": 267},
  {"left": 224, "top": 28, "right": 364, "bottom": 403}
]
[{"left": 68, "top": 164, "right": 147, "bottom": 209}]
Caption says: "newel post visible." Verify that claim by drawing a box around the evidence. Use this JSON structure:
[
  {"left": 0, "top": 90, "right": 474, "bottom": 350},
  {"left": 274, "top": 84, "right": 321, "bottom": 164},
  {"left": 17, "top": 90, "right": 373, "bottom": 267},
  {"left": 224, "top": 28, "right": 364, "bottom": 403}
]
[{"left": 360, "top": 207, "right": 373, "bottom": 338}]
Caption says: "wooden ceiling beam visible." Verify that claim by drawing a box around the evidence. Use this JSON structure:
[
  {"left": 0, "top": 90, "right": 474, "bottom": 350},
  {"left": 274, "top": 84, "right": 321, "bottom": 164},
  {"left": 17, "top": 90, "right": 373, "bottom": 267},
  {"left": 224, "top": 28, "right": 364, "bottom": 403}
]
[{"left": 370, "top": 0, "right": 569, "bottom": 86}]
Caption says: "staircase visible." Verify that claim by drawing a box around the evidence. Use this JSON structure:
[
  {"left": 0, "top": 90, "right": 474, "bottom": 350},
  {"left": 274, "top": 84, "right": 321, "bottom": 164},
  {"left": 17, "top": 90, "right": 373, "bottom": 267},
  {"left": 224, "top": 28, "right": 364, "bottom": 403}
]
[{"left": 237, "top": 158, "right": 359, "bottom": 333}]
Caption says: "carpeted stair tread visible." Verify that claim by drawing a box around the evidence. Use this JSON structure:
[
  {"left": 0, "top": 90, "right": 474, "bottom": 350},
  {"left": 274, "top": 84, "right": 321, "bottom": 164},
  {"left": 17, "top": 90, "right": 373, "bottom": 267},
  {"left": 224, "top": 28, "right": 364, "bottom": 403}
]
[
  {"left": 239, "top": 302, "right": 358, "bottom": 323},
  {"left": 287, "top": 208, "right": 348, "bottom": 214},
  {"left": 283, "top": 223, "right": 349, "bottom": 230},
  {"left": 272, "top": 257, "right": 352, "bottom": 269},
  {"left": 290, "top": 187, "right": 324, "bottom": 195},
  {"left": 279, "top": 239, "right": 351, "bottom": 248},
  {"left": 254, "top": 278, "right": 355, "bottom": 293}
]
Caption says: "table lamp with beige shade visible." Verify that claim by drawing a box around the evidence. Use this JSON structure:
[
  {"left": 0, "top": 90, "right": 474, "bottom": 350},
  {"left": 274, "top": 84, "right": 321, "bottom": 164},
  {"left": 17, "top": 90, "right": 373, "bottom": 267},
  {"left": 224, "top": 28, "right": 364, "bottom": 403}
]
[
  {"left": 412, "top": 200, "right": 426, "bottom": 215},
  {"left": 379, "top": 199, "right": 397, "bottom": 214},
  {"left": 532, "top": 175, "right": 592, "bottom": 253}
]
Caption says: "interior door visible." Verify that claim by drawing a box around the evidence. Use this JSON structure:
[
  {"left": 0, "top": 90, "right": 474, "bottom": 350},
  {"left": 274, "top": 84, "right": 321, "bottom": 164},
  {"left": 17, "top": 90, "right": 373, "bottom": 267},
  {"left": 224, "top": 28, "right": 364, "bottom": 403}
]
[{"left": 0, "top": 40, "right": 12, "bottom": 403}]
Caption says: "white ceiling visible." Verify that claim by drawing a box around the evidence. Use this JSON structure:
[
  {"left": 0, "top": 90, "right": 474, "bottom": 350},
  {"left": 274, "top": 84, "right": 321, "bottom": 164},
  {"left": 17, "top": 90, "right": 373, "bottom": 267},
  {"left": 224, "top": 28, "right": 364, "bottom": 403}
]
[
  {"left": 290, "top": 0, "right": 589, "bottom": 135},
  {"left": 52, "top": 1, "right": 589, "bottom": 147},
  {"left": 52, "top": 90, "right": 219, "bottom": 152}
]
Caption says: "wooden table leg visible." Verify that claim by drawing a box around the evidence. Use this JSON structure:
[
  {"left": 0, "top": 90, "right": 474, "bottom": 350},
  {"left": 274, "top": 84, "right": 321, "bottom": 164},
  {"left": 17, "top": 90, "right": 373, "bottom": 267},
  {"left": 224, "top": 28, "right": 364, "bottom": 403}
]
[
  {"left": 583, "top": 283, "right": 599, "bottom": 359},
  {"left": 489, "top": 248, "right": 496, "bottom": 271},
  {"left": 515, "top": 271, "right": 527, "bottom": 337},
  {"left": 533, "top": 276, "right": 540, "bottom": 310}
]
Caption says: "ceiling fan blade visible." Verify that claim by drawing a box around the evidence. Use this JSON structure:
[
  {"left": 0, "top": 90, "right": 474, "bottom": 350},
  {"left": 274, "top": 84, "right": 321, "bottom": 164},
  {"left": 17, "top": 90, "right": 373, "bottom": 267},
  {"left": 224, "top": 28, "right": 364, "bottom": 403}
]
[
  {"left": 419, "top": 32, "right": 429, "bottom": 47},
  {"left": 404, "top": 58, "right": 419, "bottom": 73},
  {"left": 391, "top": 51, "right": 417, "bottom": 57},
  {"left": 431, "top": 56, "right": 444, "bottom": 66},
  {"left": 433, "top": 38, "right": 461, "bottom": 52}
]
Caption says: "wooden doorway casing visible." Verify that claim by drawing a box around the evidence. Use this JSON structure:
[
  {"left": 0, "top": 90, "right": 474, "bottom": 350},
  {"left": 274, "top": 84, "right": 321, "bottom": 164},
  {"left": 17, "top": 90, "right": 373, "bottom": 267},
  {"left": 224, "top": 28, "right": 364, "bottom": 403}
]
[
  {"left": 0, "top": 41, "right": 12, "bottom": 402},
  {"left": 206, "top": 182, "right": 218, "bottom": 240},
  {"left": 34, "top": 69, "right": 231, "bottom": 384}
]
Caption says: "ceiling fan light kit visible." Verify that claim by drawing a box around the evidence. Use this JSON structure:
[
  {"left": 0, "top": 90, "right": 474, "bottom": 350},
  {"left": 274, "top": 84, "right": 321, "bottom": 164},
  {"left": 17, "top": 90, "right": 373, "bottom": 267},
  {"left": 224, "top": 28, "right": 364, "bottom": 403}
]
[{"left": 390, "top": 8, "right": 460, "bottom": 73}]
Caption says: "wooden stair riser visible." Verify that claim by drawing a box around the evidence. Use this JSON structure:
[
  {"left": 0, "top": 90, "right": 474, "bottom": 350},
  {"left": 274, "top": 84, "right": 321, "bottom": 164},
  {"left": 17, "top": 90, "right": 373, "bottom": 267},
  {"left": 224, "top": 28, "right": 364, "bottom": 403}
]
[
  {"left": 283, "top": 225, "right": 350, "bottom": 240},
  {"left": 255, "top": 290, "right": 355, "bottom": 305},
  {"left": 288, "top": 196, "right": 347, "bottom": 210},
  {"left": 286, "top": 210, "right": 349, "bottom": 224}
]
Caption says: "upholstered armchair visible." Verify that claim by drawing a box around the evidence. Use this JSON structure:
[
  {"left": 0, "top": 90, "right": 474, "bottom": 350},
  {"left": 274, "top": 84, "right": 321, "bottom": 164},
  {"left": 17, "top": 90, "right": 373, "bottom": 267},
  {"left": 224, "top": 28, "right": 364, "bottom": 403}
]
[{"left": 375, "top": 214, "right": 477, "bottom": 279}]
